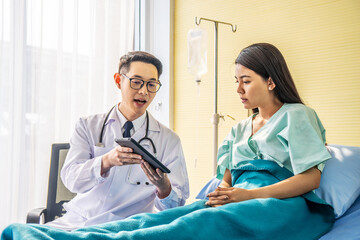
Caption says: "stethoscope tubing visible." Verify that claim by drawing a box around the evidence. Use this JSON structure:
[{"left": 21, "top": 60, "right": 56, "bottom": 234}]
[
  {"left": 98, "top": 105, "right": 158, "bottom": 186},
  {"left": 98, "top": 105, "right": 157, "bottom": 156},
  {"left": 98, "top": 105, "right": 115, "bottom": 146}
]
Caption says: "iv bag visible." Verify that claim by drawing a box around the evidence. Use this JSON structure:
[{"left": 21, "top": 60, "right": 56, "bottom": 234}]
[{"left": 187, "top": 28, "right": 208, "bottom": 83}]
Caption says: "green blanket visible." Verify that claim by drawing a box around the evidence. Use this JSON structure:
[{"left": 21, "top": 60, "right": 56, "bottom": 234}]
[{"left": 2, "top": 160, "right": 334, "bottom": 240}]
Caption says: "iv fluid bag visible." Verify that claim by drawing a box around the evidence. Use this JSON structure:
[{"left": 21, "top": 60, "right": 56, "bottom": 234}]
[{"left": 187, "top": 28, "right": 208, "bottom": 81}]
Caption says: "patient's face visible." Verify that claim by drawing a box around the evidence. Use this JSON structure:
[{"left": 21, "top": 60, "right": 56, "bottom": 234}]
[
  {"left": 234, "top": 64, "right": 274, "bottom": 110},
  {"left": 118, "top": 61, "right": 158, "bottom": 121}
]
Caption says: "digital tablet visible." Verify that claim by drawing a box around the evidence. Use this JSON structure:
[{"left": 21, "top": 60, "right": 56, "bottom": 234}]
[{"left": 114, "top": 138, "right": 171, "bottom": 173}]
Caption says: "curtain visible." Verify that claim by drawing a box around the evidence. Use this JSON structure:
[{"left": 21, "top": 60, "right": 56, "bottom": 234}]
[{"left": 0, "top": 0, "right": 134, "bottom": 230}]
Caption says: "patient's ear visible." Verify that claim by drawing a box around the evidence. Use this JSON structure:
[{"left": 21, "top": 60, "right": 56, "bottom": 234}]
[
  {"left": 114, "top": 73, "right": 121, "bottom": 89},
  {"left": 267, "top": 77, "right": 276, "bottom": 91}
]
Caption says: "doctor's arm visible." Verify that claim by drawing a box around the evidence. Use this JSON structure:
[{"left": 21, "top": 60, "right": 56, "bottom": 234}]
[
  {"left": 154, "top": 138, "right": 190, "bottom": 210},
  {"left": 62, "top": 118, "right": 134, "bottom": 194},
  {"left": 206, "top": 167, "right": 321, "bottom": 207},
  {"left": 61, "top": 118, "right": 108, "bottom": 193}
]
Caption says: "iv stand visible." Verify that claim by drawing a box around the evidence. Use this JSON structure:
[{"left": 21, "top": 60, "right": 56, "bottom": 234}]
[{"left": 195, "top": 17, "right": 237, "bottom": 175}]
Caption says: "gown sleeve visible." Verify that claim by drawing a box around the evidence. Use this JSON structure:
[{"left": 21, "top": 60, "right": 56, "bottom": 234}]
[
  {"left": 276, "top": 106, "right": 331, "bottom": 175},
  {"left": 216, "top": 127, "right": 236, "bottom": 180}
]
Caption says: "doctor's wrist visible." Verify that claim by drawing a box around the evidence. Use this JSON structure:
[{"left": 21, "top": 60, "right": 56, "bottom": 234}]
[
  {"left": 101, "top": 155, "right": 111, "bottom": 176},
  {"left": 156, "top": 184, "right": 172, "bottom": 199}
]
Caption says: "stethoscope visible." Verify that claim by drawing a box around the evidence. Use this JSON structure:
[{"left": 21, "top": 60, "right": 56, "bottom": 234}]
[{"left": 96, "top": 105, "right": 157, "bottom": 186}]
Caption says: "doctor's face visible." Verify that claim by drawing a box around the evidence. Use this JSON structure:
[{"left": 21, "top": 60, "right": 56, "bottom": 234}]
[{"left": 117, "top": 61, "right": 158, "bottom": 121}]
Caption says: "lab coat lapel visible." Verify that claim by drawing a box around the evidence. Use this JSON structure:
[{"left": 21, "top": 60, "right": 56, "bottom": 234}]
[
  {"left": 132, "top": 121, "right": 147, "bottom": 142},
  {"left": 131, "top": 123, "right": 153, "bottom": 154},
  {"left": 131, "top": 112, "right": 160, "bottom": 141},
  {"left": 131, "top": 112, "right": 160, "bottom": 154},
  {"left": 105, "top": 106, "right": 122, "bottom": 148},
  {"left": 147, "top": 112, "right": 161, "bottom": 133}
]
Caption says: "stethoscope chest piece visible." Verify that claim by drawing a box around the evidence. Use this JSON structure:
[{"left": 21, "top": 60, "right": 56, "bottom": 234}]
[{"left": 95, "top": 143, "right": 105, "bottom": 147}]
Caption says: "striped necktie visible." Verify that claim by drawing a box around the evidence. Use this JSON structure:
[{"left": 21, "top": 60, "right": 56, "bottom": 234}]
[{"left": 123, "top": 121, "right": 133, "bottom": 138}]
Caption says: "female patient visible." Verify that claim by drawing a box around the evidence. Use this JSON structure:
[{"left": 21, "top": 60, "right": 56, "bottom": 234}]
[
  {"left": 2, "top": 43, "right": 334, "bottom": 240},
  {"left": 207, "top": 42, "right": 330, "bottom": 206}
]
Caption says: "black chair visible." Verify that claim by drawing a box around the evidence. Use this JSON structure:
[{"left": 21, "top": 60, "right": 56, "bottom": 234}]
[{"left": 26, "top": 143, "right": 76, "bottom": 224}]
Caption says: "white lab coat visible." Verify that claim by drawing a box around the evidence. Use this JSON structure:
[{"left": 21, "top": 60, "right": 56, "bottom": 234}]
[{"left": 48, "top": 106, "right": 189, "bottom": 230}]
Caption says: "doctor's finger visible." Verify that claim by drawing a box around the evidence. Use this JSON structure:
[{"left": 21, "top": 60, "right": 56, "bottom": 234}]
[
  {"left": 141, "top": 163, "right": 157, "bottom": 182},
  {"left": 146, "top": 163, "right": 164, "bottom": 181},
  {"left": 118, "top": 152, "right": 142, "bottom": 160},
  {"left": 142, "top": 162, "right": 165, "bottom": 183},
  {"left": 142, "top": 162, "right": 160, "bottom": 179},
  {"left": 155, "top": 168, "right": 165, "bottom": 178},
  {"left": 116, "top": 146, "right": 133, "bottom": 153},
  {"left": 117, "top": 157, "right": 142, "bottom": 165}
]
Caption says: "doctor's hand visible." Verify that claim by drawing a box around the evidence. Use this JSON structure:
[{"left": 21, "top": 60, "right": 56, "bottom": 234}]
[
  {"left": 205, "top": 187, "right": 253, "bottom": 207},
  {"left": 101, "top": 146, "right": 143, "bottom": 175},
  {"left": 141, "top": 161, "right": 172, "bottom": 199}
]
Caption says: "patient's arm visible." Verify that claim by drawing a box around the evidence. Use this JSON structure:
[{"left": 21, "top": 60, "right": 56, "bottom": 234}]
[
  {"left": 205, "top": 169, "right": 232, "bottom": 207},
  {"left": 218, "top": 168, "right": 232, "bottom": 188},
  {"left": 206, "top": 166, "right": 321, "bottom": 207}
]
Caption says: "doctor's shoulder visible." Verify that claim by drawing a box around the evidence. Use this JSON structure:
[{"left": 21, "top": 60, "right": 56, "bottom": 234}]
[
  {"left": 154, "top": 119, "right": 182, "bottom": 144},
  {"left": 74, "top": 112, "right": 108, "bottom": 134},
  {"left": 78, "top": 112, "right": 107, "bottom": 126}
]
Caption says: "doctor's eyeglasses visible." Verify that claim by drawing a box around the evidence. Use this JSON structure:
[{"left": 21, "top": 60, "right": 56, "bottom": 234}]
[{"left": 121, "top": 74, "right": 162, "bottom": 93}]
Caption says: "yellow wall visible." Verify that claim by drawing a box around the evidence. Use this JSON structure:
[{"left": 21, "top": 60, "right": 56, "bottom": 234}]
[{"left": 173, "top": 0, "right": 360, "bottom": 203}]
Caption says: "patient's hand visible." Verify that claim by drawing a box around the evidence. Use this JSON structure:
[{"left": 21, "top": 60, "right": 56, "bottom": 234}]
[{"left": 205, "top": 187, "right": 252, "bottom": 207}]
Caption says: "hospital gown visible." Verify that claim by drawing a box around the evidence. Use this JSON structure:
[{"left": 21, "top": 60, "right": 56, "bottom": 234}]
[{"left": 217, "top": 103, "right": 331, "bottom": 179}]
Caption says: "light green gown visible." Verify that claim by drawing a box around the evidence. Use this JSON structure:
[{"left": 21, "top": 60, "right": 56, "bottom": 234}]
[{"left": 217, "top": 103, "right": 331, "bottom": 179}]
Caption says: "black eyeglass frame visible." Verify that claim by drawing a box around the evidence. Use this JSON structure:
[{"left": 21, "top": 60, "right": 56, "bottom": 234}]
[{"left": 121, "top": 74, "right": 162, "bottom": 93}]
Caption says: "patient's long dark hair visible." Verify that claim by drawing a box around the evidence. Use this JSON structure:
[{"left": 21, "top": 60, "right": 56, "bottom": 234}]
[{"left": 235, "top": 43, "right": 303, "bottom": 113}]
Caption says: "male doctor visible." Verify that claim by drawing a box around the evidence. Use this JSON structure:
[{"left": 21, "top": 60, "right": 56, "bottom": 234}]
[{"left": 47, "top": 51, "right": 189, "bottom": 230}]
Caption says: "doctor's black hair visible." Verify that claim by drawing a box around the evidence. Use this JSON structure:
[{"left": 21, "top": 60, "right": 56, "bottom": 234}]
[
  {"left": 235, "top": 43, "right": 303, "bottom": 113},
  {"left": 118, "top": 51, "right": 163, "bottom": 79}
]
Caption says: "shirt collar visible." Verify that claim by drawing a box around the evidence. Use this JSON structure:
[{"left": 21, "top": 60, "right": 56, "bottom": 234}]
[{"left": 115, "top": 105, "right": 146, "bottom": 133}]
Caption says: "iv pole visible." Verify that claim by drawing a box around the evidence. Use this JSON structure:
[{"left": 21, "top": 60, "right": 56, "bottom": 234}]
[{"left": 195, "top": 17, "right": 237, "bottom": 174}]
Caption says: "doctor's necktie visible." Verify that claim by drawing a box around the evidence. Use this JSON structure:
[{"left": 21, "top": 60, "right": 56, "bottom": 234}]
[{"left": 123, "top": 121, "right": 133, "bottom": 138}]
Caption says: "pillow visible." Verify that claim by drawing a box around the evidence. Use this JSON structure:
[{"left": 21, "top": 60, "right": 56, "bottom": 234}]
[
  {"left": 196, "top": 144, "right": 360, "bottom": 219},
  {"left": 196, "top": 176, "right": 221, "bottom": 200},
  {"left": 314, "top": 144, "right": 360, "bottom": 218}
]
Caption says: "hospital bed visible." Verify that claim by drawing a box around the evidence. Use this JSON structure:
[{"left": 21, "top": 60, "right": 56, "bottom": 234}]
[
  {"left": 27, "top": 144, "right": 360, "bottom": 239},
  {"left": 196, "top": 144, "right": 360, "bottom": 239}
]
